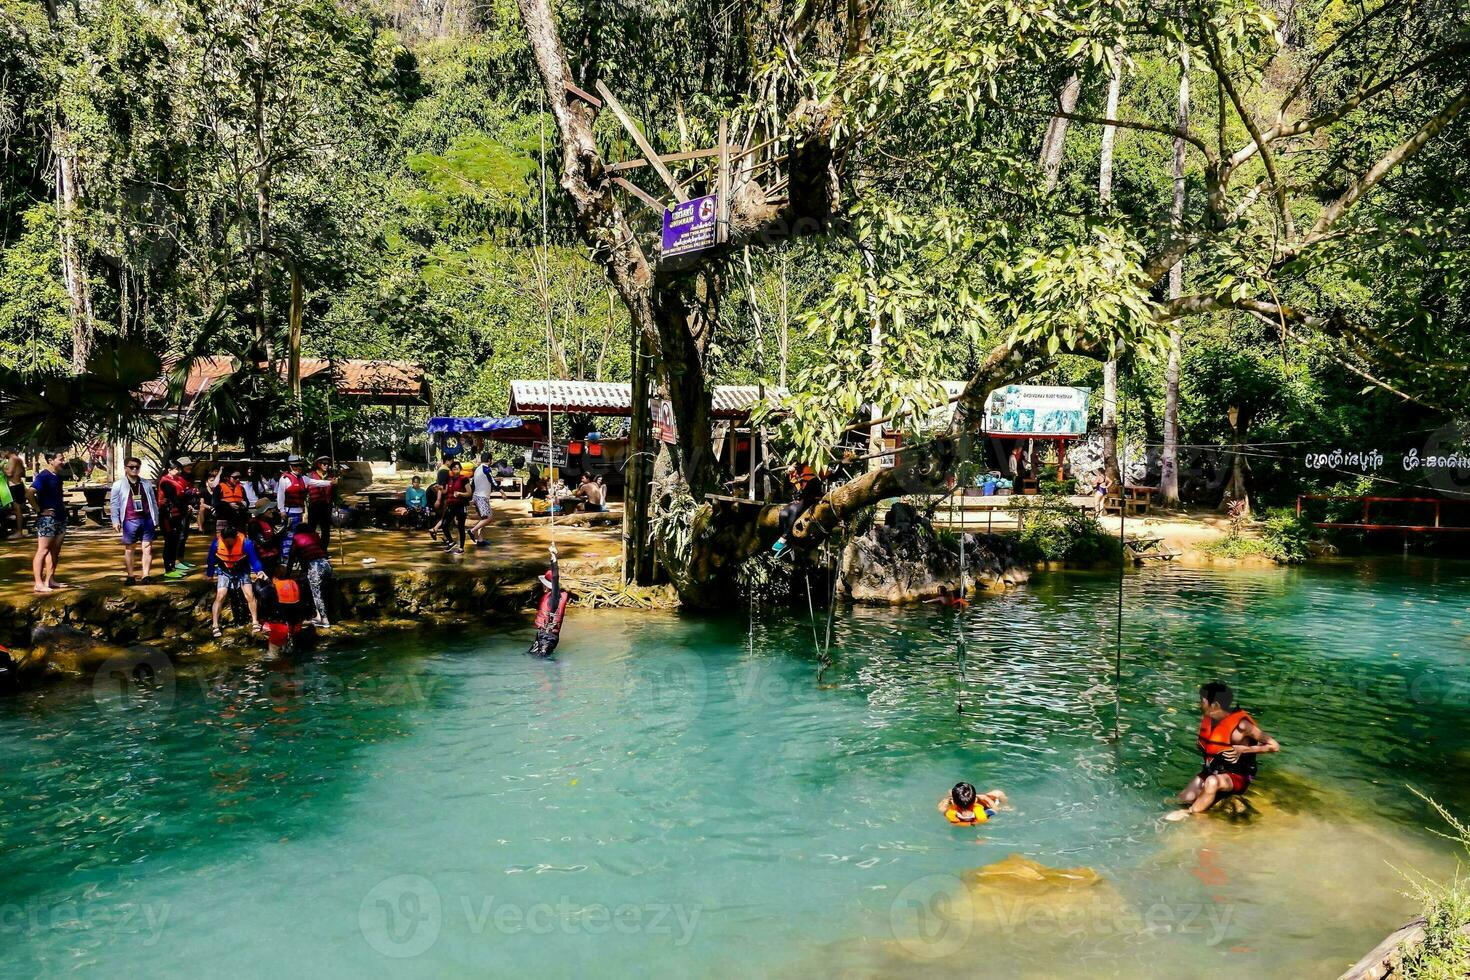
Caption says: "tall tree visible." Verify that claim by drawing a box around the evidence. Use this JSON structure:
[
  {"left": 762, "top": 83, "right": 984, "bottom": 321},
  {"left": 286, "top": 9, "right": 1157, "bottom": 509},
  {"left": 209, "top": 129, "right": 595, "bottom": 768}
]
[{"left": 1098, "top": 60, "right": 1123, "bottom": 493}]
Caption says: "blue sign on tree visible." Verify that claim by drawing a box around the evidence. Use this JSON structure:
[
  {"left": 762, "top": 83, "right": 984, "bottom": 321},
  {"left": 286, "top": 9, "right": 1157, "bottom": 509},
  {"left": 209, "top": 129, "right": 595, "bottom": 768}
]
[{"left": 661, "top": 194, "right": 718, "bottom": 257}]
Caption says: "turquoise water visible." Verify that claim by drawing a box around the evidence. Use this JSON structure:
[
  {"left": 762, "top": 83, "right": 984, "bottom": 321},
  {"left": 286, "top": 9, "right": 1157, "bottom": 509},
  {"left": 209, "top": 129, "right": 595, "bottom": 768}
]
[{"left": 3, "top": 562, "right": 1470, "bottom": 978}]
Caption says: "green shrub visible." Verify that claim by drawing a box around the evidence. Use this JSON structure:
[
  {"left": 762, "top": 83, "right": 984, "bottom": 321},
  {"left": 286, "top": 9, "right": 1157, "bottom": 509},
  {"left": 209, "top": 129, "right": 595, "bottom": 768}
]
[
  {"left": 1400, "top": 794, "right": 1470, "bottom": 979},
  {"left": 1010, "top": 492, "right": 1120, "bottom": 563},
  {"left": 1259, "top": 508, "right": 1313, "bottom": 564},
  {"left": 1200, "top": 508, "right": 1314, "bottom": 564}
]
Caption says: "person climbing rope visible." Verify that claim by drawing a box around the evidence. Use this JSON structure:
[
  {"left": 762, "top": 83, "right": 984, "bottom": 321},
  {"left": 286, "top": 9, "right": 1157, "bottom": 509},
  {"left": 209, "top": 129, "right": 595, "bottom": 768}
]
[{"left": 528, "top": 545, "right": 568, "bottom": 657}]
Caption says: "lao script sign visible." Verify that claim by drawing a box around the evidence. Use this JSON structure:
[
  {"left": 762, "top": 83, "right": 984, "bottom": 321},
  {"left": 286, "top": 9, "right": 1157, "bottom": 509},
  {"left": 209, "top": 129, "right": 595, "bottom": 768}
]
[
  {"left": 661, "top": 194, "right": 718, "bottom": 257},
  {"left": 982, "top": 385, "right": 1090, "bottom": 437}
]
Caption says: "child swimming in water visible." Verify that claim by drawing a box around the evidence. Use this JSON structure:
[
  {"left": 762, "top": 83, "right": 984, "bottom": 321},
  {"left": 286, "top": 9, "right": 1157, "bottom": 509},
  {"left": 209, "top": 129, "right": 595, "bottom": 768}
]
[{"left": 938, "top": 781, "right": 1008, "bottom": 825}]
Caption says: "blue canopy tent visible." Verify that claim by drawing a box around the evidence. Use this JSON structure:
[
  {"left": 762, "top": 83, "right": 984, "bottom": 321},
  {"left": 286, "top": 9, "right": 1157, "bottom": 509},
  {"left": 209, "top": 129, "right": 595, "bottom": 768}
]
[{"left": 427, "top": 416, "right": 542, "bottom": 457}]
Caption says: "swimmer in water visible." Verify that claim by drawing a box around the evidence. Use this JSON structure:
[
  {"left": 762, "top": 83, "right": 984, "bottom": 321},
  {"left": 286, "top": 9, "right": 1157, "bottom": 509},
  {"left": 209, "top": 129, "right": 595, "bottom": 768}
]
[
  {"left": 939, "top": 781, "right": 1007, "bottom": 825},
  {"left": 924, "top": 586, "right": 968, "bottom": 610},
  {"left": 1165, "top": 680, "right": 1280, "bottom": 822}
]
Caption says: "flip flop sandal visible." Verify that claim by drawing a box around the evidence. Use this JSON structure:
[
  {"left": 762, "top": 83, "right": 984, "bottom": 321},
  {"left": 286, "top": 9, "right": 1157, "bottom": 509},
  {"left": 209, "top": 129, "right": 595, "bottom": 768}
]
[{"left": 211, "top": 627, "right": 223, "bottom": 639}]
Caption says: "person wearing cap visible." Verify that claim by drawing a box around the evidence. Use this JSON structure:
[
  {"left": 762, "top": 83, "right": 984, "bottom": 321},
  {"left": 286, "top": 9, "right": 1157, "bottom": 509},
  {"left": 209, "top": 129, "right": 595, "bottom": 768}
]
[
  {"left": 276, "top": 456, "right": 309, "bottom": 563},
  {"left": 158, "top": 458, "right": 197, "bottom": 578},
  {"left": 528, "top": 545, "right": 568, "bottom": 657},
  {"left": 109, "top": 456, "right": 160, "bottom": 585},
  {"left": 248, "top": 503, "right": 284, "bottom": 568},
  {"left": 304, "top": 455, "right": 338, "bottom": 551}
]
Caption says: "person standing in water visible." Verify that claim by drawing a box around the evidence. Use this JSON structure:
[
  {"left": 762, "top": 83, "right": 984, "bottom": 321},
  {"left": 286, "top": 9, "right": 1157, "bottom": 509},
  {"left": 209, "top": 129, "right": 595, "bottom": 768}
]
[
  {"left": 528, "top": 546, "right": 568, "bottom": 657},
  {"left": 1166, "top": 681, "right": 1280, "bottom": 821}
]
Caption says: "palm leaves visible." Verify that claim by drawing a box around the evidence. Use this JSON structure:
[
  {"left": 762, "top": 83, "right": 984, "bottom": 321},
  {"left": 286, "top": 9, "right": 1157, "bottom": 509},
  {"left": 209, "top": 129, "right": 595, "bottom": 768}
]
[{"left": 0, "top": 338, "right": 163, "bottom": 448}]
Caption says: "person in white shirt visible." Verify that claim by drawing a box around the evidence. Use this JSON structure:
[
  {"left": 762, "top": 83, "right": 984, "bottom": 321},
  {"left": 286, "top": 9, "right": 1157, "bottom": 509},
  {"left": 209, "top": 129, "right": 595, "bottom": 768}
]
[{"left": 469, "top": 452, "right": 496, "bottom": 546}]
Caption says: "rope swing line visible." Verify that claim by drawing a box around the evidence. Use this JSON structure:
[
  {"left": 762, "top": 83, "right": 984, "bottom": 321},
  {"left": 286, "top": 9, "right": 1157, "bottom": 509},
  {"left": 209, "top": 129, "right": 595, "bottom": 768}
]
[
  {"left": 539, "top": 93, "right": 557, "bottom": 554},
  {"left": 1113, "top": 376, "right": 1126, "bottom": 742}
]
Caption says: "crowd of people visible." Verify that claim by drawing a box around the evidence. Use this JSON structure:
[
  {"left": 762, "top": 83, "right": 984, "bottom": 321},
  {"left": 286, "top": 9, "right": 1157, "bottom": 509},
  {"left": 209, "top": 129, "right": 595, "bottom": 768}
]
[
  {"left": 4, "top": 447, "right": 593, "bottom": 655},
  {"left": 1, "top": 450, "right": 341, "bottom": 653}
]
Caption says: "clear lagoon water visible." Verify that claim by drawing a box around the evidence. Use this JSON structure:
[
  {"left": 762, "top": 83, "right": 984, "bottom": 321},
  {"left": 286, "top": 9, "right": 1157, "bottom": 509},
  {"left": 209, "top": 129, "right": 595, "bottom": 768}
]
[{"left": 3, "top": 561, "right": 1470, "bottom": 978}]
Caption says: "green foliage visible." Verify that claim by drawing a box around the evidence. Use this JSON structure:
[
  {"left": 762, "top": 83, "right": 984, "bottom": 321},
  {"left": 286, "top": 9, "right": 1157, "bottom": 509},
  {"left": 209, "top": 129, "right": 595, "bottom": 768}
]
[
  {"left": 1258, "top": 509, "right": 1313, "bottom": 564},
  {"left": 1009, "top": 492, "right": 1120, "bottom": 562},
  {"left": 1399, "top": 794, "right": 1470, "bottom": 979},
  {"left": 1200, "top": 507, "right": 1313, "bottom": 563},
  {"left": 0, "top": 205, "right": 70, "bottom": 372}
]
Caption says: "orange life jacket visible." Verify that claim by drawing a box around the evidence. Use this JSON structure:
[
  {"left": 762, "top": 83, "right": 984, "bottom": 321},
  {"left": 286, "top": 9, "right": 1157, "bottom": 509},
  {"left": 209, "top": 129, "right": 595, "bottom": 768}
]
[
  {"left": 944, "top": 805, "right": 989, "bottom": 825},
  {"left": 1197, "top": 709, "right": 1253, "bottom": 759},
  {"left": 216, "top": 533, "right": 248, "bottom": 573},
  {"left": 219, "top": 482, "right": 245, "bottom": 505},
  {"left": 275, "top": 579, "right": 300, "bottom": 605}
]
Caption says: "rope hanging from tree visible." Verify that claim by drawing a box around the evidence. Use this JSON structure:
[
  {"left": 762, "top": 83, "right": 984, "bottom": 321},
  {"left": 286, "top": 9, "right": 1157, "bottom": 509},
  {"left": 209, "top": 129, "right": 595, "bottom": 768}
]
[{"left": 540, "top": 92, "right": 556, "bottom": 553}]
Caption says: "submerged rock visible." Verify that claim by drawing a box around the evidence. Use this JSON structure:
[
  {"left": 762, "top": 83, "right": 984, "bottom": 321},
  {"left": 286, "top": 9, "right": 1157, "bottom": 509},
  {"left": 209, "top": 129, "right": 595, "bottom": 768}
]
[
  {"left": 964, "top": 854, "right": 1103, "bottom": 892},
  {"left": 840, "top": 519, "right": 1028, "bottom": 604},
  {"left": 28, "top": 625, "right": 133, "bottom": 679}
]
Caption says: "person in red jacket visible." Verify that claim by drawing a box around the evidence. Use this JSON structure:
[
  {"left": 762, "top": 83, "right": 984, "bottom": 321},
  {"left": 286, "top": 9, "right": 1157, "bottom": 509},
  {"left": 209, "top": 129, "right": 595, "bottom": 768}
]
[
  {"left": 305, "top": 455, "right": 339, "bottom": 551},
  {"left": 286, "top": 524, "right": 334, "bottom": 628},
  {"left": 528, "top": 546, "right": 568, "bottom": 657},
  {"left": 158, "top": 458, "right": 198, "bottom": 578}
]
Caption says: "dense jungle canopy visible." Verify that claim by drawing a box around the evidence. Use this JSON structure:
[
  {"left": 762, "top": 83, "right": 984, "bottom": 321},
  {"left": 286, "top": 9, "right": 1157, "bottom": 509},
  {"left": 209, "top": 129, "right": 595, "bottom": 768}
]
[{"left": 2, "top": 0, "right": 1467, "bottom": 592}]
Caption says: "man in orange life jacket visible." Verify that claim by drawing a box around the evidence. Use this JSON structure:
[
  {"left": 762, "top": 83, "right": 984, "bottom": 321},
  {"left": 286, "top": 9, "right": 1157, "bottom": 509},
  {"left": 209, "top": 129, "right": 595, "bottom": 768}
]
[
  {"left": 205, "top": 517, "right": 265, "bottom": 638},
  {"left": 1167, "top": 680, "right": 1280, "bottom": 821},
  {"left": 528, "top": 545, "right": 568, "bottom": 657},
  {"left": 215, "top": 469, "right": 252, "bottom": 530}
]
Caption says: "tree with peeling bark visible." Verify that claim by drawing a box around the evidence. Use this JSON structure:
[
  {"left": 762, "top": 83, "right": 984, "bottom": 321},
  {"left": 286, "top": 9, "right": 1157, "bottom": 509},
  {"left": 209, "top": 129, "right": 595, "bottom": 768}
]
[{"left": 516, "top": 0, "right": 1470, "bottom": 605}]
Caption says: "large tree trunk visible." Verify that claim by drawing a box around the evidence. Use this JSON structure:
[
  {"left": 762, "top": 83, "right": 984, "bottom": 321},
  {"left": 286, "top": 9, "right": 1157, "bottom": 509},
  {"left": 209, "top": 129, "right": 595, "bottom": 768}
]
[
  {"left": 1040, "top": 74, "right": 1082, "bottom": 192},
  {"left": 55, "top": 130, "right": 93, "bottom": 372},
  {"left": 1097, "top": 64, "right": 1123, "bottom": 491},
  {"left": 1160, "top": 47, "right": 1189, "bottom": 508},
  {"left": 515, "top": 0, "right": 861, "bottom": 598}
]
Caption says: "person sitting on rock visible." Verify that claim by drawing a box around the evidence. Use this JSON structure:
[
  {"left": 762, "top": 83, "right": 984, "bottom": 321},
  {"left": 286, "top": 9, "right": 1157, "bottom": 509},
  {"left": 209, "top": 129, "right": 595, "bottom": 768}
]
[
  {"left": 1165, "top": 681, "right": 1280, "bottom": 822},
  {"left": 938, "top": 781, "right": 1008, "bottom": 825}
]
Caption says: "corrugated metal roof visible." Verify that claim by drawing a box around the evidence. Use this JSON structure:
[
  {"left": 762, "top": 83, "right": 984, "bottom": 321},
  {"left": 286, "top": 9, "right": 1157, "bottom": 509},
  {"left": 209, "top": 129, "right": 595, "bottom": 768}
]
[
  {"left": 141, "top": 357, "right": 428, "bottom": 408},
  {"left": 509, "top": 381, "right": 785, "bottom": 419}
]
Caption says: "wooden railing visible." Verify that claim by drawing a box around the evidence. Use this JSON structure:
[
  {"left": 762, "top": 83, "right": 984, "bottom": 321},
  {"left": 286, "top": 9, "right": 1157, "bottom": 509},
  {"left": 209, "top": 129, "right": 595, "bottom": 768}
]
[{"left": 1296, "top": 495, "right": 1470, "bottom": 532}]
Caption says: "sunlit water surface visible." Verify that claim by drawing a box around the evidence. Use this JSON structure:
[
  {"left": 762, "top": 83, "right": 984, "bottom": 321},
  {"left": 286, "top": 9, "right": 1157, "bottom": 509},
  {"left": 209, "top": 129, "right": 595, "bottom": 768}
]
[{"left": 3, "top": 561, "right": 1470, "bottom": 978}]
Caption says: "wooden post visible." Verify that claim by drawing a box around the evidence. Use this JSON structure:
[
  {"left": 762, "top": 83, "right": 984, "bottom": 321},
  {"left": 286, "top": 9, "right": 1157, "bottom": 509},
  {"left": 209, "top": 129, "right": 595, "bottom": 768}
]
[
  {"left": 595, "top": 81, "right": 687, "bottom": 203},
  {"left": 717, "top": 118, "right": 730, "bottom": 244}
]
